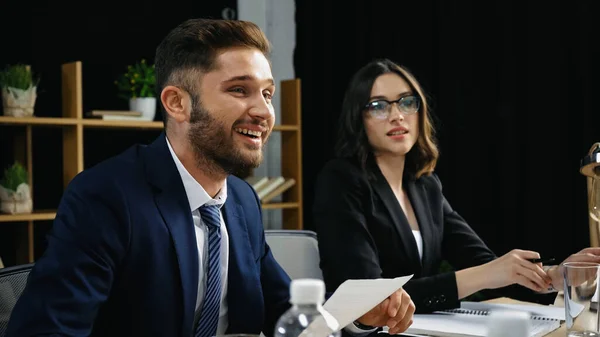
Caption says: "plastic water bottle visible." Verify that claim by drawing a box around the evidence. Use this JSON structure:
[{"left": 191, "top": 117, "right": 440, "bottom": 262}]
[{"left": 274, "top": 279, "right": 341, "bottom": 337}]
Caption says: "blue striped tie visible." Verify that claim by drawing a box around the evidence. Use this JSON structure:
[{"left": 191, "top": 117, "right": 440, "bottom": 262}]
[{"left": 195, "top": 204, "right": 222, "bottom": 337}]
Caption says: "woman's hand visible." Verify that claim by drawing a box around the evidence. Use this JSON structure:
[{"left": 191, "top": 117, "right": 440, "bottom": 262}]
[
  {"left": 546, "top": 247, "right": 600, "bottom": 291},
  {"left": 477, "top": 249, "right": 552, "bottom": 292}
]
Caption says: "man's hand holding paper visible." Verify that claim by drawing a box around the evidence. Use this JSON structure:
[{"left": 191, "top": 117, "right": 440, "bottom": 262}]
[
  {"left": 356, "top": 288, "right": 415, "bottom": 334},
  {"left": 321, "top": 275, "right": 415, "bottom": 335}
]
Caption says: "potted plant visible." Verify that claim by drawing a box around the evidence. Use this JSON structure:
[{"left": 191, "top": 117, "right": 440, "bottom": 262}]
[
  {"left": 115, "top": 59, "right": 156, "bottom": 121},
  {"left": 0, "top": 161, "right": 32, "bottom": 214},
  {"left": 0, "top": 64, "right": 39, "bottom": 117}
]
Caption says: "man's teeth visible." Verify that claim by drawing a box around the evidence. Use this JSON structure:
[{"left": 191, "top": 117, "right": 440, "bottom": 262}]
[
  {"left": 235, "top": 128, "right": 262, "bottom": 137},
  {"left": 388, "top": 130, "right": 407, "bottom": 135}
]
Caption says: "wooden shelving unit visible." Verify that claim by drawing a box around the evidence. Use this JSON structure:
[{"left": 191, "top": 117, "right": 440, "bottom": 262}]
[
  {"left": 0, "top": 117, "right": 300, "bottom": 132},
  {"left": 0, "top": 210, "right": 57, "bottom": 223},
  {"left": 277, "top": 79, "right": 303, "bottom": 230},
  {"left": 0, "top": 61, "right": 303, "bottom": 264}
]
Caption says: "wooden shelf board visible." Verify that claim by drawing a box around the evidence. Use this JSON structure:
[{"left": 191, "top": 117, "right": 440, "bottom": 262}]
[
  {"left": 0, "top": 116, "right": 78, "bottom": 126},
  {"left": 0, "top": 210, "right": 56, "bottom": 223},
  {"left": 0, "top": 117, "right": 300, "bottom": 132},
  {"left": 261, "top": 202, "right": 299, "bottom": 210},
  {"left": 0, "top": 203, "right": 296, "bottom": 219},
  {"left": 81, "top": 119, "right": 164, "bottom": 129},
  {"left": 272, "top": 125, "right": 299, "bottom": 131}
]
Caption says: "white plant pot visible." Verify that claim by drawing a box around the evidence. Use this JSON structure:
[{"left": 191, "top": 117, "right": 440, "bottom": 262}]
[
  {"left": 0, "top": 183, "right": 32, "bottom": 214},
  {"left": 129, "top": 97, "right": 157, "bottom": 121},
  {"left": 2, "top": 86, "right": 37, "bottom": 117}
]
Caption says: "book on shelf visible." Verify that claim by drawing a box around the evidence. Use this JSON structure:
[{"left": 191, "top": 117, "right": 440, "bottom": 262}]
[
  {"left": 384, "top": 301, "right": 573, "bottom": 337},
  {"left": 256, "top": 176, "right": 286, "bottom": 200},
  {"left": 261, "top": 178, "right": 296, "bottom": 203},
  {"left": 89, "top": 110, "right": 143, "bottom": 116},
  {"left": 245, "top": 176, "right": 270, "bottom": 192},
  {"left": 88, "top": 110, "right": 146, "bottom": 121}
]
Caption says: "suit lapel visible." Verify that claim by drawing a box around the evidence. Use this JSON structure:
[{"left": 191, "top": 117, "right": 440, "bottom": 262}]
[
  {"left": 222, "top": 191, "right": 261, "bottom": 333},
  {"left": 405, "top": 179, "right": 435, "bottom": 275},
  {"left": 371, "top": 166, "right": 422, "bottom": 274},
  {"left": 143, "top": 133, "right": 199, "bottom": 337}
]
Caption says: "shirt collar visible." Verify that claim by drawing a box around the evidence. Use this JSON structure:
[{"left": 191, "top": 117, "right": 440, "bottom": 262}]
[{"left": 166, "top": 136, "right": 227, "bottom": 212}]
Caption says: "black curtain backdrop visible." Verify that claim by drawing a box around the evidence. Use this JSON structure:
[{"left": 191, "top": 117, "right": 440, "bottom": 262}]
[
  {"left": 295, "top": 0, "right": 600, "bottom": 262},
  {"left": 0, "top": 2, "right": 236, "bottom": 266}
]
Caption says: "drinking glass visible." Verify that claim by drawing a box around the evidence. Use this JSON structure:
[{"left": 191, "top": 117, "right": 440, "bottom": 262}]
[{"left": 563, "top": 262, "right": 600, "bottom": 337}]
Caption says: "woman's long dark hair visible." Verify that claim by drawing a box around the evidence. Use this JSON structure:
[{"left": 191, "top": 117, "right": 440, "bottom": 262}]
[{"left": 335, "top": 59, "right": 439, "bottom": 179}]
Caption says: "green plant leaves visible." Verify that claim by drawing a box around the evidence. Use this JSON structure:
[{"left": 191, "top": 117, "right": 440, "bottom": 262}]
[
  {"left": 115, "top": 59, "right": 156, "bottom": 99},
  {"left": 0, "top": 162, "right": 28, "bottom": 192},
  {"left": 0, "top": 64, "right": 39, "bottom": 91}
]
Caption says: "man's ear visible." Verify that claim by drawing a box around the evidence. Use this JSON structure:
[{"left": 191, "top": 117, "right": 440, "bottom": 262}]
[{"left": 160, "top": 85, "right": 190, "bottom": 123}]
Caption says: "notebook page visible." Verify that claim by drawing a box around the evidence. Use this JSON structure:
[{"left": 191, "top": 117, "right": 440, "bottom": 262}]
[
  {"left": 384, "top": 311, "right": 560, "bottom": 337},
  {"left": 529, "top": 319, "right": 560, "bottom": 337},
  {"left": 405, "top": 312, "right": 490, "bottom": 337},
  {"left": 460, "top": 301, "right": 576, "bottom": 321}
]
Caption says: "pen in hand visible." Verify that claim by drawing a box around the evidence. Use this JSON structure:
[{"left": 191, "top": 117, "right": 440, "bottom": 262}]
[
  {"left": 527, "top": 257, "right": 556, "bottom": 265},
  {"left": 526, "top": 258, "right": 557, "bottom": 291}
]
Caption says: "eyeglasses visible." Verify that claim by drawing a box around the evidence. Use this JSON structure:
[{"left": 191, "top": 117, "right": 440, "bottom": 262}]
[{"left": 363, "top": 95, "right": 421, "bottom": 120}]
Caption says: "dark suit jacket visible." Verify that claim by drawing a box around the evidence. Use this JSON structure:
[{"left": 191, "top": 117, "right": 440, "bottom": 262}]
[
  {"left": 313, "top": 157, "right": 555, "bottom": 314},
  {"left": 6, "top": 133, "right": 291, "bottom": 337}
]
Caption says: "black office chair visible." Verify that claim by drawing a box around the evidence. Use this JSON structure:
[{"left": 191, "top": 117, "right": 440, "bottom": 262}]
[{"left": 0, "top": 263, "right": 33, "bottom": 337}]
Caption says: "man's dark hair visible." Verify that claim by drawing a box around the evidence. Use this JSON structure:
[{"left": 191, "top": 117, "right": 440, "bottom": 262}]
[{"left": 155, "top": 18, "right": 271, "bottom": 127}]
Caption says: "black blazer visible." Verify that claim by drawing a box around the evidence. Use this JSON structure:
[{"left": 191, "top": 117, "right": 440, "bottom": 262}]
[{"left": 312, "top": 157, "right": 555, "bottom": 314}]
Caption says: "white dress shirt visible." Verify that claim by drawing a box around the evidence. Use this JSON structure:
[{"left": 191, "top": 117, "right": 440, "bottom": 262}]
[
  {"left": 412, "top": 230, "right": 424, "bottom": 260},
  {"left": 166, "top": 137, "right": 230, "bottom": 335}
]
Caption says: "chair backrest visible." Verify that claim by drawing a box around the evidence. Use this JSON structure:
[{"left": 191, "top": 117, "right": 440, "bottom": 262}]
[
  {"left": 265, "top": 230, "right": 323, "bottom": 280},
  {"left": 0, "top": 263, "right": 33, "bottom": 337}
]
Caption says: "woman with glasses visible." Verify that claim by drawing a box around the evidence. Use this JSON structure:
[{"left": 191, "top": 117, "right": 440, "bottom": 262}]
[{"left": 312, "top": 58, "right": 599, "bottom": 319}]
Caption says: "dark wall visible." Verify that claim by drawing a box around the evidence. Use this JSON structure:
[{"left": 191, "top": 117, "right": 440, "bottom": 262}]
[
  {"left": 1, "top": 0, "right": 597, "bottom": 268},
  {"left": 295, "top": 0, "right": 600, "bottom": 262},
  {"left": 0, "top": 2, "right": 237, "bottom": 266}
]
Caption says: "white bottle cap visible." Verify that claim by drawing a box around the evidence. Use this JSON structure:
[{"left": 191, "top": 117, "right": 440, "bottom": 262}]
[{"left": 290, "top": 279, "right": 325, "bottom": 305}]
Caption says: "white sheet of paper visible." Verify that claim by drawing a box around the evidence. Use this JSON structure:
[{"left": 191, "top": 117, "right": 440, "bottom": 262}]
[
  {"left": 323, "top": 275, "right": 414, "bottom": 329},
  {"left": 298, "top": 275, "right": 413, "bottom": 337},
  {"left": 592, "top": 273, "right": 599, "bottom": 309}
]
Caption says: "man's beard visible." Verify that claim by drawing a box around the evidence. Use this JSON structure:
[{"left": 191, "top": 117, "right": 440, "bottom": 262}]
[{"left": 187, "top": 100, "right": 266, "bottom": 176}]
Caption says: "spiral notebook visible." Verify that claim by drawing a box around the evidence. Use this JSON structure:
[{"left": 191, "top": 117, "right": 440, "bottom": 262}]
[{"left": 392, "top": 301, "right": 568, "bottom": 337}]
